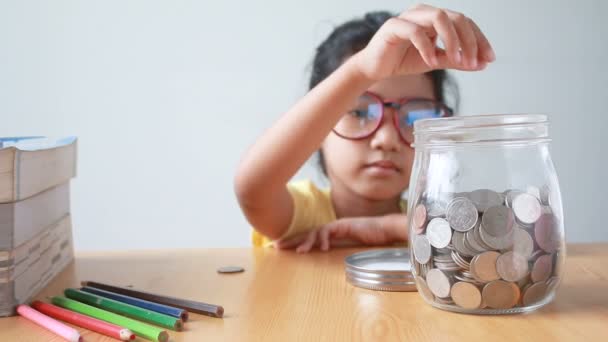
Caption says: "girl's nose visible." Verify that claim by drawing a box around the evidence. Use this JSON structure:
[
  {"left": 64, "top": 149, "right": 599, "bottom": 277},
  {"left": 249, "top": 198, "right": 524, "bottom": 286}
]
[{"left": 369, "top": 107, "right": 401, "bottom": 152}]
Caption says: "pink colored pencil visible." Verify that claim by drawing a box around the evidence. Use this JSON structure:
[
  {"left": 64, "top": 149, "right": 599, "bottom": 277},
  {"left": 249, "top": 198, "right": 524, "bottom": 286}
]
[
  {"left": 17, "top": 304, "right": 82, "bottom": 342},
  {"left": 32, "top": 300, "right": 135, "bottom": 341}
]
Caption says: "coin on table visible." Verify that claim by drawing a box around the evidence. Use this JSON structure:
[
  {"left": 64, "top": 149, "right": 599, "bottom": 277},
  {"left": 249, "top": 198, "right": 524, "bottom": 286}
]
[
  {"left": 217, "top": 266, "right": 245, "bottom": 274},
  {"left": 446, "top": 197, "right": 478, "bottom": 232},
  {"left": 531, "top": 254, "right": 553, "bottom": 283},
  {"left": 522, "top": 282, "right": 549, "bottom": 306},
  {"left": 451, "top": 281, "right": 482, "bottom": 309},
  {"left": 511, "top": 227, "right": 534, "bottom": 259},
  {"left": 512, "top": 193, "right": 542, "bottom": 225},
  {"left": 472, "top": 251, "right": 501, "bottom": 283},
  {"left": 535, "top": 213, "right": 561, "bottom": 253},
  {"left": 469, "top": 189, "right": 503, "bottom": 213},
  {"left": 496, "top": 251, "right": 529, "bottom": 282},
  {"left": 426, "top": 268, "right": 452, "bottom": 298},
  {"left": 413, "top": 204, "right": 428, "bottom": 234},
  {"left": 481, "top": 205, "right": 515, "bottom": 237},
  {"left": 413, "top": 235, "right": 432, "bottom": 264},
  {"left": 427, "top": 218, "right": 452, "bottom": 248},
  {"left": 482, "top": 280, "right": 520, "bottom": 309}
]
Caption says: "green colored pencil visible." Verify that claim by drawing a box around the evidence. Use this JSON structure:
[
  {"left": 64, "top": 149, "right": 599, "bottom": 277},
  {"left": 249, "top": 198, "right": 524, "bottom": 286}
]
[
  {"left": 64, "top": 288, "right": 183, "bottom": 331},
  {"left": 51, "top": 296, "right": 169, "bottom": 342}
]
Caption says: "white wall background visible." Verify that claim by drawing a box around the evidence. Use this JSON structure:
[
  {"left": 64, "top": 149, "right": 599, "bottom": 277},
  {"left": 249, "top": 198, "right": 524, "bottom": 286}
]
[{"left": 1, "top": 0, "right": 606, "bottom": 250}]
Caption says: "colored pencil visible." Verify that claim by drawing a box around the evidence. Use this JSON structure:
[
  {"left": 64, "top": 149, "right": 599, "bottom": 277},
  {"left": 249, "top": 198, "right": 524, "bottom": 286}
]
[
  {"left": 81, "top": 286, "right": 188, "bottom": 321},
  {"left": 65, "top": 288, "right": 183, "bottom": 331},
  {"left": 31, "top": 301, "right": 135, "bottom": 341},
  {"left": 82, "top": 280, "right": 224, "bottom": 318},
  {"left": 51, "top": 296, "right": 169, "bottom": 342},
  {"left": 16, "top": 304, "right": 81, "bottom": 342}
]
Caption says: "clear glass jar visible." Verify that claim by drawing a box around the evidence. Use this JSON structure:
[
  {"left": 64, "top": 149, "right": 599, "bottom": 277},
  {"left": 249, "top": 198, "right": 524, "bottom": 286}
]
[{"left": 407, "top": 114, "right": 565, "bottom": 314}]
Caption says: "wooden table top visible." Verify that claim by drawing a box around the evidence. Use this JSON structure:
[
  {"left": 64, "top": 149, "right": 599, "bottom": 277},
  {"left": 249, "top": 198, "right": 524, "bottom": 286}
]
[{"left": 0, "top": 243, "right": 607, "bottom": 341}]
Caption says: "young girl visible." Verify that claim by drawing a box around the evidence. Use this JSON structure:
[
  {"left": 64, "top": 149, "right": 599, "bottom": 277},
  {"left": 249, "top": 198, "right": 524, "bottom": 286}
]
[{"left": 234, "top": 4, "right": 495, "bottom": 253}]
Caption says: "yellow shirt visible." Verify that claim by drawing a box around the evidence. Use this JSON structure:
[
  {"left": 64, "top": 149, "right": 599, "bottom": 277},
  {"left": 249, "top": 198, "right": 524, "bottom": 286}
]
[{"left": 251, "top": 180, "right": 407, "bottom": 247}]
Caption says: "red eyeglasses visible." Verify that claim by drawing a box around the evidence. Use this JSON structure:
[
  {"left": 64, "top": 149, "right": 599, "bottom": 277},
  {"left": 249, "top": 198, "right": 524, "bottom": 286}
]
[{"left": 333, "top": 91, "right": 453, "bottom": 144}]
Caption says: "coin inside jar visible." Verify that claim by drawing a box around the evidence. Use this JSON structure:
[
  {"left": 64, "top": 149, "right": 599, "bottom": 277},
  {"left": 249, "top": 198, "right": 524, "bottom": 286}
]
[
  {"left": 482, "top": 280, "right": 520, "bottom": 309},
  {"left": 512, "top": 193, "right": 542, "bottom": 225},
  {"left": 469, "top": 189, "right": 503, "bottom": 213},
  {"left": 522, "top": 282, "right": 549, "bottom": 306},
  {"left": 414, "top": 204, "right": 428, "bottom": 234},
  {"left": 481, "top": 205, "right": 515, "bottom": 237},
  {"left": 535, "top": 213, "right": 561, "bottom": 253},
  {"left": 471, "top": 251, "right": 501, "bottom": 283},
  {"left": 496, "top": 251, "right": 529, "bottom": 282},
  {"left": 426, "top": 218, "right": 452, "bottom": 248},
  {"left": 446, "top": 197, "right": 478, "bottom": 232},
  {"left": 413, "top": 235, "right": 432, "bottom": 264},
  {"left": 504, "top": 189, "right": 524, "bottom": 208},
  {"left": 426, "top": 268, "right": 452, "bottom": 298},
  {"left": 531, "top": 254, "right": 553, "bottom": 283},
  {"left": 510, "top": 227, "right": 534, "bottom": 259},
  {"left": 451, "top": 281, "right": 482, "bottom": 309}
]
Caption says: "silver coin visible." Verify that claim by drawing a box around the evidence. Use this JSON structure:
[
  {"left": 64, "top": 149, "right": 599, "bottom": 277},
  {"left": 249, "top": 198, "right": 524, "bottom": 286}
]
[
  {"left": 451, "top": 231, "right": 476, "bottom": 257},
  {"left": 479, "top": 223, "right": 514, "bottom": 250},
  {"left": 426, "top": 199, "right": 448, "bottom": 218},
  {"left": 451, "top": 250, "right": 471, "bottom": 270},
  {"left": 496, "top": 251, "right": 529, "bottom": 282},
  {"left": 427, "top": 218, "right": 453, "bottom": 248},
  {"left": 446, "top": 197, "right": 478, "bottom": 232},
  {"left": 465, "top": 229, "right": 487, "bottom": 254},
  {"left": 469, "top": 189, "right": 503, "bottom": 213},
  {"left": 510, "top": 227, "right": 534, "bottom": 259},
  {"left": 504, "top": 189, "right": 524, "bottom": 208},
  {"left": 512, "top": 193, "right": 542, "bottom": 225},
  {"left": 481, "top": 205, "right": 515, "bottom": 237},
  {"left": 217, "top": 266, "right": 245, "bottom": 274},
  {"left": 426, "top": 269, "right": 452, "bottom": 298},
  {"left": 472, "top": 222, "right": 494, "bottom": 251},
  {"left": 413, "top": 235, "right": 432, "bottom": 264}
]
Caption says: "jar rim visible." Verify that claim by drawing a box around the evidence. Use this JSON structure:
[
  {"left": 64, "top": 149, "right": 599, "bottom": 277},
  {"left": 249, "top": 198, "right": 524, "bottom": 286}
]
[
  {"left": 414, "top": 114, "right": 547, "bottom": 133},
  {"left": 412, "top": 114, "right": 550, "bottom": 148}
]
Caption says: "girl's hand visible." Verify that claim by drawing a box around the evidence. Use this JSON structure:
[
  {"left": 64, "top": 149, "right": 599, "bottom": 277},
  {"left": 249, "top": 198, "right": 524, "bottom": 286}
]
[
  {"left": 274, "top": 214, "right": 408, "bottom": 253},
  {"left": 352, "top": 4, "right": 495, "bottom": 81}
]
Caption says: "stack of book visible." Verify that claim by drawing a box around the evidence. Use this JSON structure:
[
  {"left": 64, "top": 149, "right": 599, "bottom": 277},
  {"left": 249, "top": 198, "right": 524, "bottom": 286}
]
[{"left": 0, "top": 136, "right": 77, "bottom": 317}]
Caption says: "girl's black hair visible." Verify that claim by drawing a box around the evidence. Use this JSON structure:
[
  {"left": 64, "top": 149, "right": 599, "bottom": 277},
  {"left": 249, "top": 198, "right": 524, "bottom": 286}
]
[{"left": 310, "top": 11, "right": 459, "bottom": 175}]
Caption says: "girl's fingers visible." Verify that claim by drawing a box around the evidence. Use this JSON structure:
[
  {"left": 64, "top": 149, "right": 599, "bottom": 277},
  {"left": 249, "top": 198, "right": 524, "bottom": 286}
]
[
  {"left": 296, "top": 230, "right": 317, "bottom": 253},
  {"left": 445, "top": 10, "right": 478, "bottom": 68},
  {"left": 401, "top": 6, "right": 462, "bottom": 65},
  {"left": 435, "top": 49, "right": 487, "bottom": 71},
  {"left": 319, "top": 226, "right": 331, "bottom": 251},
  {"left": 383, "top": 17, "right": 438, "bottom": 67},
  {"left": 466, "top": 18, "right": 495, "bottom": 62}
]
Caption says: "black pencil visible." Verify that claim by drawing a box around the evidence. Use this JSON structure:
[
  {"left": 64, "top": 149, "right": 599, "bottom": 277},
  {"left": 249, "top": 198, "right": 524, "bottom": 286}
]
[{"left": 81, "top": 281, "right": 224, "bottom": 318}]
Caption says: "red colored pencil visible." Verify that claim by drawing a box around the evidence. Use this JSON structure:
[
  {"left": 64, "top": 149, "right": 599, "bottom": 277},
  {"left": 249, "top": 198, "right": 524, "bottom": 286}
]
[{"left": 32, "top": 301, "right": 135, "bottom": 341}]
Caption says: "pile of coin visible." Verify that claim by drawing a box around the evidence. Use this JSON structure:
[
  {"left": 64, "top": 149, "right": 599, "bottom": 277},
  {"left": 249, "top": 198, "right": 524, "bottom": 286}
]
[{"left": 411, "top": 187, "right": 563, "bottom": 311}]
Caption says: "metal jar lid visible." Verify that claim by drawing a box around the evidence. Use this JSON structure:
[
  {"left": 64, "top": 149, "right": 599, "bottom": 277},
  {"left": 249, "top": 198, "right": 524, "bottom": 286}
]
[{"left": 344, "top": 248, "right": 417, "bottom": 292}]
